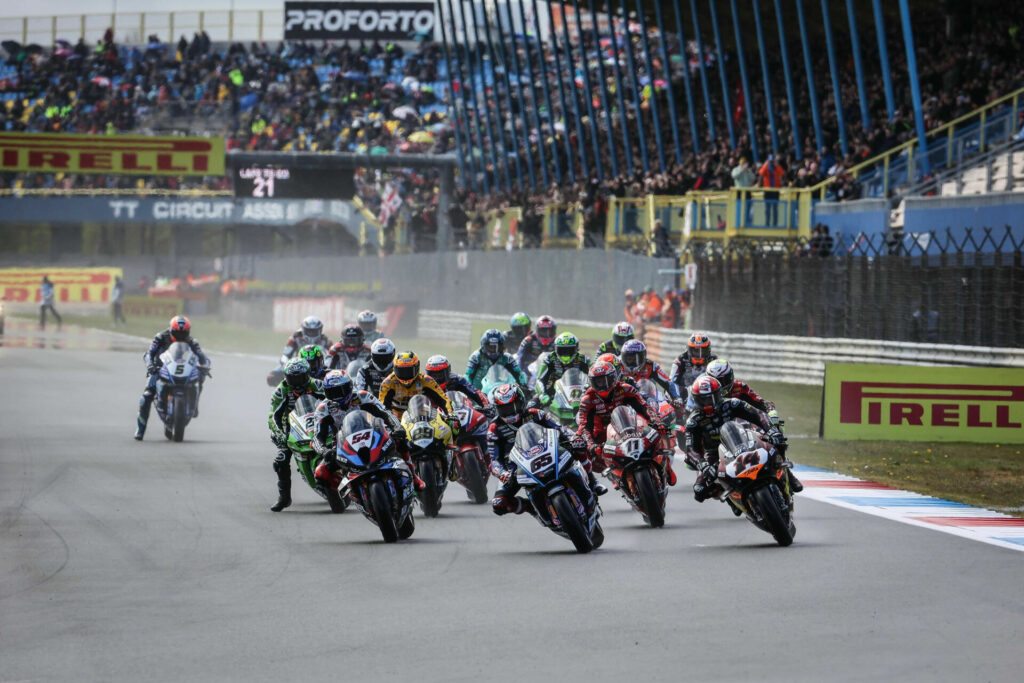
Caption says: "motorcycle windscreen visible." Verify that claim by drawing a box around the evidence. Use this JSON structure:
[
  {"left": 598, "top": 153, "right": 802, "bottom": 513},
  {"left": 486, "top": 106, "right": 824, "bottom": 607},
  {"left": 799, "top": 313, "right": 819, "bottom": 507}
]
[
  {"left": 513, "top": 422, "right": 548, "bottom": 453},
  {"left": 163, "top": 341, "right": 194, "bottom": 365},
  {"left": 609, "top": 405, "right": 641, "bottom": 436},
  {"left": 634, "top": 379, "right": 662, "bottom": 405},
  {"left": 557, "top": 368, "right": 587, "bottom": 398},
  {"left": 293, "top": 393, "right": 320, "bottom": 418},
  {"left": 345, "top": 359, "right": 364, "bottom": 376},
  {"left": 719, "top": 421, "right": 756, "bottom": 456},
  {"left": 405, "top": 394, "right": 436, "bottom": 423},
  {"left": 485, "top": 364, "right": 513, "bottom": 384},
  {"left": 446, "top": 391, "right": 473, "bottom": 411}
]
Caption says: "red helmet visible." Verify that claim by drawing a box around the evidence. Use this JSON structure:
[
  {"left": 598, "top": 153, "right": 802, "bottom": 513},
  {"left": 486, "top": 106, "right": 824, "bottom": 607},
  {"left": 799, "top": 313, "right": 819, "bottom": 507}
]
[
  {"left": 536, "top": 315, "right": 557, "bottom": 346},
  {"left": 424, "top": 354, "right": 451, "bottom": 389},
  {"left": 596, "top": 353, "right": 622, "bottom": 383},
  {"left": 492, "top": 383, "right": 526, "bottom": 424},
  {"left": 690, "top": 375, "right": 723, "bottom": 415},
  {"left": 169, "top": 316, "right": 191, "bottom": 341},
  {"left": 589, "top": 361, "right": 617, "bottom": 398},
  {"left": 688, "top": 332, "right": 712, "bottom": 366}
]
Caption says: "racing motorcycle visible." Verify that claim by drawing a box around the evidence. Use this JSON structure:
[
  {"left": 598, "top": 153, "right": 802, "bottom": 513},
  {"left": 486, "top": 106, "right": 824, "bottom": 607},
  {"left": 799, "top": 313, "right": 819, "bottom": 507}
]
[
  {"left": 446, "top": 391, "right": 491, "bottom": 504},
  {"left": 602, "top": 405, "right": 671, "bottom": 528},
  {"left": 400, "top": 395, "right": 455, "bottom": 517},
  {"left": 636, "top": 379, "right": 685, "bottom": 454},
  {"left": 537, "top": 367, "right": 586, "bottom": 427},
  {"left": 508, "top": 423, "right": 604, "bottom": 553},
  {"left": 715, "top": 421, "right": 796, "bottom": 547},
  {"left": 481, "top": 363, "right": 516, "bottom": 401},
  {"left": 287, "top": 394, "right": 347, "bottom": 512},
  {"left": 266, "top": 341, "right": 329, "bottom": 387},
  {"left": 156, "top": 341, "right": 209, "bottom": 442},
  {"left": 329, "top": 410, "right": 417, "bottom": 542}
]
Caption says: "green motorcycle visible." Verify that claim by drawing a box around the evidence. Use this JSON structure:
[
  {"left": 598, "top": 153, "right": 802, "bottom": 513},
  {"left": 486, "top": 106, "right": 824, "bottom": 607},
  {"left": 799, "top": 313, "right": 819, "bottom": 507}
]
[
  {"left": 536, "top": 367, "right": 587, "bottom": 427},
  {"left": 287, "top": 394, "right": 346, "bottom": 512}
]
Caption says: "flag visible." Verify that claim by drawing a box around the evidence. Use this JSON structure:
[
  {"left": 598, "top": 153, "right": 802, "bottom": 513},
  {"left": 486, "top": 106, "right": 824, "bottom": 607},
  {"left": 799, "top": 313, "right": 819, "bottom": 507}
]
[{"left": 378, "top": 183, "right": 402, "bottom": 224}]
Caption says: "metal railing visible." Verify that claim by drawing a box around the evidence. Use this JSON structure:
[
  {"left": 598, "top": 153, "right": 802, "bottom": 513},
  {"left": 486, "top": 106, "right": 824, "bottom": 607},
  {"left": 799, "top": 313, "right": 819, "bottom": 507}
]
[{"left": 0, "top": 187, "right": 230, "bottom": 197}]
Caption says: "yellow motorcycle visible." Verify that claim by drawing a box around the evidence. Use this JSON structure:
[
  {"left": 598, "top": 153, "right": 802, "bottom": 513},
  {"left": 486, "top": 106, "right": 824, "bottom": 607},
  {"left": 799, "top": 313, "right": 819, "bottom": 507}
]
[{"left": 400, "top": 395, "right": 455, "bottom": 517}]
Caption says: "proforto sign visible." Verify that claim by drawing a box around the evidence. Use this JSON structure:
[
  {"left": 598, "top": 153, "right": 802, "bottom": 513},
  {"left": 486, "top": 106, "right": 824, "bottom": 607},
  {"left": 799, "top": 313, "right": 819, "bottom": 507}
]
[{"left": 823, "top": 363, "right": 1024, "bottom": 443}]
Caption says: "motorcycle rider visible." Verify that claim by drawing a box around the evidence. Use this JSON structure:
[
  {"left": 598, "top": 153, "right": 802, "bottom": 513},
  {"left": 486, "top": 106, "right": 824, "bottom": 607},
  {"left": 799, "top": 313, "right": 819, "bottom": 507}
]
[
  {"left": 267, "top": 358, "right": 325, "bottom": 512},
  {"left": 535, "top": 332, "right": 590, "bottom": 402},
  {"left": 425, "top": 355, "right": 494, "bottom": 415},
  {"left": 489, "top": 384, "right": 605, "bottom": 517},
  {"left": 282, "top": 316, "right": 331, "bottom": 364},
  {"left": 327, "top": 324, "right": 372, "bottom": 370},
  {"left": 311, "top": 370, "right": 424, "bottom": 497},
  {"left": 597, "top": 321, "right": 635, "bottom": 355},
  {"left": 576, "top": 361, "right": 676, "bottom": 485},
  {"left": 684, "top": 375, "right": 793, "bottom": 503},
  {"left": 134, "top": 315, "right": 210, "bottom": 440},
  {"left": 596, "top": 352, "right": 635, "bottom": 388},
  {"left": 504, "top": 312, "right": 531, "bottom": 351},
  {"left": 670, "top": 332, "right": 717, "bottom": 397},
  {"left": 466, "top": 329, "right": 530, "bottom": 391},
  {"left": 357, "top": 310, "right": 383, "bottom": 344},
  {"left": 516, "top": 315, "right": 557, "bottom": 372},
  {"left": 355, "top": 337, "right": 396, "bottom": 396},
  {"left": 620, "top": 339, "right": 680, "bottom": 400},
  {"left": 378, "top": 351, "right": 452, "bottom": 418},
  {"left": 298, "top": 344, "right": 328, "bottom": 380}
]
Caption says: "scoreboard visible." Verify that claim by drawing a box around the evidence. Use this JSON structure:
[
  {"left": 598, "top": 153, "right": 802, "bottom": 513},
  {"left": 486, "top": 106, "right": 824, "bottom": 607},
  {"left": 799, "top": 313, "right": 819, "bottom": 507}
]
[{"left": 233, "top": 166, "right": 355, "bottom": 199}]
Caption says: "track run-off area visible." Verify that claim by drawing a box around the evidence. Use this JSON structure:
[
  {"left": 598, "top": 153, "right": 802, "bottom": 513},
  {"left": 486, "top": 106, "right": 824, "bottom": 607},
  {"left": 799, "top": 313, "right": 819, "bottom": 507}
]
[{"left": 1, "top": 323, "right": 1021, "bottom": 682}]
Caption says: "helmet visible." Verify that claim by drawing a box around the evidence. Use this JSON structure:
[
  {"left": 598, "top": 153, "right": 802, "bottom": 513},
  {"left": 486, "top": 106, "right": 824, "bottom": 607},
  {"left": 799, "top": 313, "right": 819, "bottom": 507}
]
[
  {"left": 612, "top": 321, "right": 634, "bottom": 350},
  {"left": 284, "top": 358, "right": 311, "bottom": 391},
  {"left": 620, "top": 339, "right": 647, "bottom": 373},
  {"left": 370, "top": 338, "right": 396, "bottom": 372},
  {"left": 357, "top": 310, "right": 377, "bottom": 334},
  {"left": 393, "top": 351, "right": 420, "bottom": 385},
  {"left": 510, "top": 312, "right": 531, "bottom": 337},
  {"left": 706, "top": 358, "right": 734, "bottom": 395},
  {"left": 690, "top": 375, "right": 723, "bottom": 415},
  {"left": 589, "top": 361, "right": 617, "bottom": 398},
  {"left": 643, "top": 286, "right": 654, "bottom": 295},
  {"left": 492, "top": 383, "right": 526, "bottom": 425},
  {"left": 554, "top": 332, "right": 579, "bottom": 365},
  {"left": 298, "top": 344, "right": 325, "bottom": 376},
  {"left": 596, "top": 352, "right": 622, "bottom": 383},
  {"left": 536, "top": 315, "right": 557, "bottom": 346},
  {"left": 425, "top": 355, "right": 451, "bottom": 388},
  {"left": 323, "top": 369, "right": 354, "bottom": 402},
  {"left": 624, "top": 288, "right": 635, "bottom": 301},
  {"left": 301, "top": 316, "right": 323, "bottom": 340},
  {"left": 342, "top": 324, "right": 364, "bottom": 350},
  {"left": 688, "top": 332, "right": 712, "bottom": 366},
  {"left": 480, "top": 329, "right": 505, "bottom": 360},
  {"left": 169, "top": 315, "right": 191, "bottom": 341}
]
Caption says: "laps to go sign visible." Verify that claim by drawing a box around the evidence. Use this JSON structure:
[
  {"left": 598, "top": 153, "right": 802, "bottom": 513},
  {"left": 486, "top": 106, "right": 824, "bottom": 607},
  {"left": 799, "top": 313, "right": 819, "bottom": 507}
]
[
  {"left": 0, "top": 133, "right": 225, "bottom": 176},
  {"left": 822, "top": 363, "right": 1024, "bottom": 443}
]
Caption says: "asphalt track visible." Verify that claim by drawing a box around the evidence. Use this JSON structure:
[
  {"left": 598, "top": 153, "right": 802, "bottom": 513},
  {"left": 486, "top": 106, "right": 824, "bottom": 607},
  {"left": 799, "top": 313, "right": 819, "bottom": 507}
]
[{"left": 1, "top": 324, "right": 1022, "bottom": 682}]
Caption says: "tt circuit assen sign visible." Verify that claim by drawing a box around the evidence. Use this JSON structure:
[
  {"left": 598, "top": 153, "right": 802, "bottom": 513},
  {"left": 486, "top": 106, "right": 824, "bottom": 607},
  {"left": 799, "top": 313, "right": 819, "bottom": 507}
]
[
  {"left": 284, "top": 1, "right": 436, "bottom": 40},
  {"left": 0, "top": 133, "right": 224, "bottom": 176},
  {"left": 823, "top": 363, "right": 1024, "bottom": 443}
]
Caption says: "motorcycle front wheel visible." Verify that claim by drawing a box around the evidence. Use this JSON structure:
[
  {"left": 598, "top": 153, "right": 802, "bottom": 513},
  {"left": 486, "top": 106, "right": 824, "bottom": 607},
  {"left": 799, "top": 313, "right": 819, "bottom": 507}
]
[
  {"left": 417, "top": 458, "right": 442, "bottom": 518},
  {"left": 552, "top": 491, "right": 594, "bottom": 554},
  {"left": 752, "top": 485, "right": 794, "bottom": 547},
  {"left": 172, "top": 395, "right": 188, "bottom": 442},
  {"left": 460, "top": 449, "right": 489, "bottom": 504},
  {"left": 633, "top": 467, "right": 665, "bottom": 528},
  {"left": 369, "top": 481, "right": 399, "bottom": 543}
]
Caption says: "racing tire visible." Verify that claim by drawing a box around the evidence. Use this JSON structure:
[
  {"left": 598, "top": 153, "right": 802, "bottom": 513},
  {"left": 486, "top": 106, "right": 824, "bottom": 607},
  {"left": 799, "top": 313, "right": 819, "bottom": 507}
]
[
  {"left": 634, "top": 467, "right": 665, "bottom": 529},
  {"left": 172, "top": 398, "right": 187, "bottom": 442},
  {"left": 398, "top": 513, "right": 415, "bottom": 540},
  {"left": 461, "top": 451, "right": 489, "bottom": 504},
  {"left": 551, "top": 491, "right": 594, "bottom": 554},
  {"left": 369, "top": 481, "right": 399, "bottom": 543},
  {"left": 417, "top": 459, "right": 442, "bottom": 518},
  {"left": 753, "top": 485, "right": 794, "bottom": 547},
  {"left": 591, "top": 521, "right": 605, "bottom": 549},
  {"left": 324, "top": 486, "right": 347, "bottom": 514}
]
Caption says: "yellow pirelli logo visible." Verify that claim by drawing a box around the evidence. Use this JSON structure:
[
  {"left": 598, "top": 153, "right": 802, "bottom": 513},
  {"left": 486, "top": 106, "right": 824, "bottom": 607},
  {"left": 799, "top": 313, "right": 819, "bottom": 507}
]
[{"left": 0, "top": 133, "right": 224, "bottom": 176}]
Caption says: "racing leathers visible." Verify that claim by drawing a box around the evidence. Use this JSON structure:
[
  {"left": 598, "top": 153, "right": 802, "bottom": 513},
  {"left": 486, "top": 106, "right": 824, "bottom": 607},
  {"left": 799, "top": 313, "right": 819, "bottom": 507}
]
[
  {"left": 135, "top": 330, "right": 210, "bottom": 438},
  {"left": 515, "top": 332, "right": 554, "bottom": 374},
  {"left": 671, "top": 351, "right": 718, "bottom": 410},
  {"left": 536, "top": 352, "right": 590, "bottom": 399},
  {"left": 282, "top": 330, "right": 331, "bottom": 364},
  {"left": 597, "top": 338, "right": 625, "bottom": 355},
  {"left": 327, "top": 342, "right": 371, "bottom": 370},
  {"left": 378, "top": 373, "right": 452, "bottom": 418},
  {"left": 576, "top": 381, "right": 665, "bottom": 472},
  {"left": 267, "top": 378, "right": 324, "bottom": 511},
  {"left": 362, "top": 330, "right": 383, "bottom": 345},
  {"left": 624, "top": 360, "right": 680, "bottom": 400},
  {"left": 437, "top": 372, "right": 492, "bottom": 412},
  {"left": 465, "top": 351, "right": 529, "bottom": 390},
  {"left": 355, "top": 361, "right": 392, "bottom": 397},
  {"left": 503, "top": 327, "right": 528, "bottom": 353}
]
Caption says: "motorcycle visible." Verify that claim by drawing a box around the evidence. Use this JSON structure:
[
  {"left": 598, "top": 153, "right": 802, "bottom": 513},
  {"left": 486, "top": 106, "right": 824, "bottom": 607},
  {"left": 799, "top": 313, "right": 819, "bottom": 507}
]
[
  {"left": 330, "top": 410, "right": 417, "bottom": 542},
  {"left": 156, "top": 341, "right": 208, "bottom": 442},
  {"left": 714, "top": 421, "right": 796, "bottom": 547},
  {"left": 508, "top": 422, "right": 604, "bottom": 553},
  {"left": 266, "top": 342, "right": 329, "bottom": 387},
  {"left": 536, "top": 367, "right": 586, "bottom": 427},
  {"left": 636, "top": 379, "right": 686, "bottom": 454},
  {"left": 400, "top": 394, "right": 455, "bottom": 517},
  {"left": 480, "top": 363, "right": 516, "bottom": 401},
  {"left": 287, "top": 394, "right": 347, "bottom": 512},
  {"left": 602, "top": 405, "right": 672, "bottom": 528},
  {"left": 446, "top": 391, "right": 491, "bottom": 504}
]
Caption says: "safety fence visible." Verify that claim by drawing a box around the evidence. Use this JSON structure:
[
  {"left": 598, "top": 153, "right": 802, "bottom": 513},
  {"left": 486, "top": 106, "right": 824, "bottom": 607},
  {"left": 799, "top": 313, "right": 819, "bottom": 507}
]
[{"left": 418, "top": 309, "right": 608, "bottom": 344}]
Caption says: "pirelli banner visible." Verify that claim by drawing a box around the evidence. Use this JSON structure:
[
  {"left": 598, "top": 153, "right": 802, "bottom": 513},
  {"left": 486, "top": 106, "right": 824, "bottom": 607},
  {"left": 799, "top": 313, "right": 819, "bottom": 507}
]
[
  {"left": 284, "top": 1, "right": 436, "bottom": 40},
  {"left": 0, "top": 133, "right": 224, "bottom": 176},
  {"left": 0, "top": 267, "right": 123, "bottom": 303},
  {"left": 823, "top": 363, "right": 1024, "bottom": 443}
]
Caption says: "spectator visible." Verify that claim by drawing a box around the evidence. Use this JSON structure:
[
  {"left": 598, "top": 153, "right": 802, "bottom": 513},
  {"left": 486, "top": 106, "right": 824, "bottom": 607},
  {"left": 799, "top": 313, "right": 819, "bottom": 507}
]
[
  {"left": 652, "top": 219, "right": 671, "bottom": 257},
  {"left": 758, "top": 155, "right": 785, "bottom": 226},
  {"left": 111, "top": 275, "right": 126, "bottom": 326},
  {"left": 912, "top": 304, "right": 939, "bottom": 343},
  {"left": 661, "top": 286, "right": 681, "bottom": 329},
  {"left": 39, "top": 275, "right": 62, "bottom": 330}
]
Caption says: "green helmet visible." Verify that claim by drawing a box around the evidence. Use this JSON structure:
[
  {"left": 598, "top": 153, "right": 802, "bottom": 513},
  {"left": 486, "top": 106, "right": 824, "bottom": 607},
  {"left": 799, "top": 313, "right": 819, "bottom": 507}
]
[
  {"left": 554, "top": 332, "right": 579, "bottom": 365},
  {"left": 298, "top": 344, "right": 325, "bottom": 375},
  {"left": 284, "top": 358, "right": 311, "bottom": 391},
  {"left": 510, "top": 312, "right": 531, "bottom": 334}
]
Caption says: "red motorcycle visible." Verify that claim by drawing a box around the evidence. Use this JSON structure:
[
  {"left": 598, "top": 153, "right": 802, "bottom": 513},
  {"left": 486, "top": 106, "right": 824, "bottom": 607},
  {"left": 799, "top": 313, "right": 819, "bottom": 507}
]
[
  {"left": 636, "top": 379, "right": 685, "bottom": 456},
  {"left": 446, "top": 391, "right": 491, "bottom": 504},
  {"left": 601, "top": 405, "right": 673, "bottom": 528}
]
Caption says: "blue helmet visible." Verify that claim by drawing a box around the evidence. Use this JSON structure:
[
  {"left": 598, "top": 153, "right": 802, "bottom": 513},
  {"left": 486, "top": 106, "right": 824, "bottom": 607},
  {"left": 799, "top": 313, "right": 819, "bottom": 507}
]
[
  {"left": 322, "top": 369, "right": 353, "bottom": 402},
  {"left": 480, "top": 328, "right": 505, "bottom": 360}
]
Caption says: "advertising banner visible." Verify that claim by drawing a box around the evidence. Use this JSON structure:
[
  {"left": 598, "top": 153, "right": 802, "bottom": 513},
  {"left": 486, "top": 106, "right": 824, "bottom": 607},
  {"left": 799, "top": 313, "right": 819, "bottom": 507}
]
[
  {"left": 284, "top": 1, "right": 436, "bottom": 40},
  {"left": 823, "top": 363, "right": 1024, "bottom": 443},
  {"left": 0, "top": 267, "right": 122, "bottom": 303},
  {"left": 122, "top": 296, "right": 184, "bottom": 318},
  {"left": 273, "top": 296, "right": 346, "bottom": 334},
  {"left": 0, "top": 133, "right": 224, "bottom": 176}
]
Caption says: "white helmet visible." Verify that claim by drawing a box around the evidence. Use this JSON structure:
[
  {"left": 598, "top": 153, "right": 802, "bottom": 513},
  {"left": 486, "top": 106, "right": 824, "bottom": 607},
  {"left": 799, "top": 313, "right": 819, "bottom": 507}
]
[
  {"left": 301, "top": 316, "right": 323, "bottom": 340},
  {"left": 370, "top": 337, "right": 395, "bottom": 371},
  {"left": 358, "top": 310, "right": 377, "bottom": 334}
]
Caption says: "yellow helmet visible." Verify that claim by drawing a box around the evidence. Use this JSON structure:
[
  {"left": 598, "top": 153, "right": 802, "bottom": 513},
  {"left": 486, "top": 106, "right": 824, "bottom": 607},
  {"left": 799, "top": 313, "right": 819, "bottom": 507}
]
[{"left": 394, "top": 351, "right": 420, "bottom": 385}]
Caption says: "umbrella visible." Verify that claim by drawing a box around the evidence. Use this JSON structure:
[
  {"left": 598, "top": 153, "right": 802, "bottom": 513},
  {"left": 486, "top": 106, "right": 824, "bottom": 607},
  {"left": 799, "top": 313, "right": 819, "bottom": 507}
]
[
  {"left": 369, "top": 146, "right": 389, "bottom": 155},
  {"left": 341, "top": 71, "right": 368, "bottom": 81},
  {"left": 239, "top": 92, "right": 259, "bottom": 111},
  {"left": 55, "top": 39, "right": 71, "bottom": 48},
  {"left": 408, "top": 130, "right": 434, "bottom": 144},
  {"left": 91, "top": 76, "right": 111, "bottom": 88},
  {"left": 54, "top": 48, "right": 72, "bottom": 58},
  {"left": 392, "top": 105, "right": 419, "bottom": 120},
  {"left": 428, "top": 122, "right": 447, "bottom": 133}
]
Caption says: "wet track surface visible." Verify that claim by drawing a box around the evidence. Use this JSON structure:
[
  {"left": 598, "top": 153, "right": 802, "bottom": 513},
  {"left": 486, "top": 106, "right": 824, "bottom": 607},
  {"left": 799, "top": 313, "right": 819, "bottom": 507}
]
[{"left": 1, "top": 326, "right": 1022, "bottom": 681}]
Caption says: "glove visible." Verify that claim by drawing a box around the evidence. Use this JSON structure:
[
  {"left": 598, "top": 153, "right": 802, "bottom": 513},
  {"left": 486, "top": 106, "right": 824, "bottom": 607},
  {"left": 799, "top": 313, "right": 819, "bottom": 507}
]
[
  {"left": 271, "top": 431, "right": 287, "bottom": 448},
  {"left": 392, "top": 426, "right": 407, "bottom": 442},
  {"left": 499, "top": 467, "right": 516, "bottom": 485},
  {"left": 147, "top": 362, "right": 160, "bottom": 376},
  {"left": 767, "top": 428, "right": 786, "bottom": 447},
  {"left": 698, "top": 461, "right": 716, "bottom": 482},
  {"left": 481, "top": 405, "right": 497, "bottom": 419},
  {"left": 570, "top": 436, "right": 588, "bottom": 453}
]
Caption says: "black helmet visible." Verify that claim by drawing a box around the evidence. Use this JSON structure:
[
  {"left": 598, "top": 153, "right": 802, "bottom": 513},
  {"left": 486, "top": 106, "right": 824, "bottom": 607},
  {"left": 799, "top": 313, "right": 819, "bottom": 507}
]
[
  {"left": 342, "top": 324, "right": 364, "bottom": 350},
  {"left": 284, "top": 359, "right": 311, "bottom": 391}
]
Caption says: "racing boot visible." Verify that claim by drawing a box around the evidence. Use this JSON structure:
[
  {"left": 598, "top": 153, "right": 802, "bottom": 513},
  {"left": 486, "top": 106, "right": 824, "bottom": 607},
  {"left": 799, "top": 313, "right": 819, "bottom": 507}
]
[
  {"left": 587, "top": 470, "right": 608, "bottom": 496},
  {"left": 271, "top": 462, "right": 292, "bottom": 512},
  {"left": 134, "top": 387, "right": 155, "bottom": 440},
  {"left": 787, "top": 469, "right": 803, "bottom": 493},
  {"left": 664, "top": 458, "right": 678, "bottom": 486}
]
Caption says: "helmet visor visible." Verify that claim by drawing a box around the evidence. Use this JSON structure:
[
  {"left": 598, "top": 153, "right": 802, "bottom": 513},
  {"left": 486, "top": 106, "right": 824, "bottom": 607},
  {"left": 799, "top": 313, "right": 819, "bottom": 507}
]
[
  {"left": 693, "top": 390, "right": 719, "bottom": 411},
  {"left": 427, "top": 367, "right": 449, "bottom": 387},
  {"left": 358, "top": 320, "right": 375, "bottom": 333},
  {"left": 170, "top": 328, "right": 189, "bottom": 342},
  {"left": 612, "top": 332, "right": 632, "bottom": 348},
  {"left": 324, "top": 382, "right": 353, "bottom": 402},
  {"left": 372, "top": 351, "right": 394, "bottom": 370},
  {"left": 590, "top": 374, "right": 614, "bottom": 394},
  {"left": 286, "top": 371, "right": 308, "bottom": 390},
  {"left": 556, "top": 344, "right": 576, "bottom": 364},
  {"left": 538, "top": 326, "right": 556, "bottom": 341},
  {"left": 496, "top": 400, "right": 521, "bottom": 422},
  {"left": 691, "top": 344, "right": 711, "bottom": 363},
  {"left": 621, "top": 349, "right": 644, "bottom": 372},
  {"left": 483, "top": 341, "right": 501, "bottom": 358},
  {"left": 395, "top": 364, "right": 417, "bottom": 383}
]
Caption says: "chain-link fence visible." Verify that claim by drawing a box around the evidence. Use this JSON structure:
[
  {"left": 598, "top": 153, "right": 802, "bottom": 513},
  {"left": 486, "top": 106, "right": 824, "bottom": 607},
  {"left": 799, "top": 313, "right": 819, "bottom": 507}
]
[{"left": 687, "top": 227, "right": 1024, "bottom": 348}]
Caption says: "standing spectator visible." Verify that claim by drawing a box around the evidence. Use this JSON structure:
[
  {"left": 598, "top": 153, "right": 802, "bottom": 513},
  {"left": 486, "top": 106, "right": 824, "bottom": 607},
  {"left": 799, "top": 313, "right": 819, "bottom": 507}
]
[
  {"left": 732, "top": 157, "right": 756, "bottom": 225},
  {"left": 112, "top": 276, "right": 126, "bottom": 327},
  {"left": 758, "top": 155, "right": 785, "bottom": 226},
  {"left": 912, "top": 304, "right": 940, "bottom": 343},
  {"left": 39, "top": 275, "right": 62, "bottom": 330},
  {"left": 651, "top": 219, "right": 671, "bottom": 257},
  {"left": 661, "top": 286, "right": 681, "bottom": 329}
]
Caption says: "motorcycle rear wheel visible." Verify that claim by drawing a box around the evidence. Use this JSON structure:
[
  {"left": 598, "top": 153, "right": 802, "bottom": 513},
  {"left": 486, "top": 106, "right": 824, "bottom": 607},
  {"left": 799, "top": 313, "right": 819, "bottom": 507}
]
[
  {"left": 634, "top": 467, "right": 665, "bottom": 528},
  {"left": 753, "top": 485, "right": 794, "bottom": 547},
  {"left": 418, "top": 459, "right": 442, "bottom": 518},
  {"left": 369, "top": 481, "right": 399, "bottom": 543},
  {"left": 461, "top": 450, "right": 489, "bottom": 504},
  {"left": 552, "top": 492, "right": 594, "bottom": 554}
]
